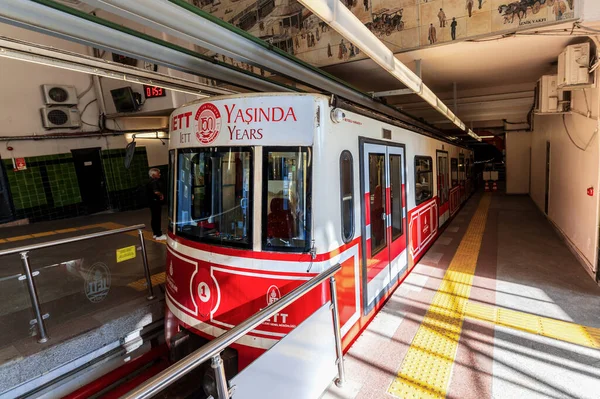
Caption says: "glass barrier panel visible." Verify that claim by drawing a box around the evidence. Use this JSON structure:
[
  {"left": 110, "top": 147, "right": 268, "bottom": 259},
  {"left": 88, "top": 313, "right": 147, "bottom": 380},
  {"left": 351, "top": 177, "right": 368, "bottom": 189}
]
[
  {"left": 0, "top": 231, "right": 164, "bottom": 352},
  {"left": 0, "top": 267, "right": 36, "bottom": 362}
]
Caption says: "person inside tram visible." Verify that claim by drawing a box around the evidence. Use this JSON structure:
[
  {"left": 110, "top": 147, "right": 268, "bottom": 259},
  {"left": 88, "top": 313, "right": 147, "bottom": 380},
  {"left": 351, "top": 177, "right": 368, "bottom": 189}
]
[{"left": 267, "top": 195, "right": 296, "bottom": 244}]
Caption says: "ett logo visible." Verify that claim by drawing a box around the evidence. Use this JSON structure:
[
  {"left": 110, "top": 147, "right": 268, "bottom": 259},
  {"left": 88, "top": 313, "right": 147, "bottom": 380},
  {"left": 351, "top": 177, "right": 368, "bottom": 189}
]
[
  {"left": 266, "top": 285, "right": 281, "bottom": 305},
  {"left": 194, "top": 103, "right": 221, "bottom": 144}
]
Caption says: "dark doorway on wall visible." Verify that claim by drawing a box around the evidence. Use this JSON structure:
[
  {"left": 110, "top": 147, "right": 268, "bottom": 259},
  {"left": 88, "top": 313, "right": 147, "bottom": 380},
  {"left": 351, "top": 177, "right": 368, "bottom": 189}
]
[
  {"left": 545, "top": 141, "right": 550, "bottom": 215},
  {"left": 0, "top": 159, "right": 15, "bottom": 223},
  {"left": 71, "top": 148, "right": 108, "bottom": 214}
]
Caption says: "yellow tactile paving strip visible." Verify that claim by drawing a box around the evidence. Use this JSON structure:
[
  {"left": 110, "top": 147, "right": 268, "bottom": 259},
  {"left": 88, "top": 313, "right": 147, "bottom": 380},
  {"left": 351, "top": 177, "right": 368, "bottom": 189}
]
[
  {"left": 389, "top": 193, "right": 491, "bottom": 399},
  {"left": 0, "top": 224, "right": 106, "bottom": 243},
  {"left": 464, "top": 301, "right": 600, "bottom": 349},
  {"left": 99, "top": 222, "right": 167, "bottom": 245},
  {"left": 0, "top": 221, "right": 167, "bottom": 246},
  {"left": 128, "top": 272, "right": 166, "bottom": 292}
]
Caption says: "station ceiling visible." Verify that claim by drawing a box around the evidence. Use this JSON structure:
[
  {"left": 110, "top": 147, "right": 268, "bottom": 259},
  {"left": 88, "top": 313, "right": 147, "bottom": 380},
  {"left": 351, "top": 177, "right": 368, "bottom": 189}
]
[
  {"left": 3, "top": 0, "right": 599, "bottom": 143},
  {"left": 324, "top": 21, "right": 593, "bottom": 135}
]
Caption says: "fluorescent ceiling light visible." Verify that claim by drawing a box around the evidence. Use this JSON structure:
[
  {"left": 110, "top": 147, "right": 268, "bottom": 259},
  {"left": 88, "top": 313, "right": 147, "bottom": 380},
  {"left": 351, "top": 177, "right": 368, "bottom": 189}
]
[
  {"left": 479, "top": 135, "right": 495, "bottom": 139},
  {"left": 299, "top": 0, "right": 468, "bottom": 134},
  {"left": 467, "top": 129, "right": 482, "bottom": 142}
]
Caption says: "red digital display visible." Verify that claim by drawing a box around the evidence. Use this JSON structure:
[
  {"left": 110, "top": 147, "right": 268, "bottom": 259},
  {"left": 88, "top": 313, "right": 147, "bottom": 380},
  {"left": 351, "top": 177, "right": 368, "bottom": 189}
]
[{"left": 143, "top": 85, "right": 166, "bottom": 99}]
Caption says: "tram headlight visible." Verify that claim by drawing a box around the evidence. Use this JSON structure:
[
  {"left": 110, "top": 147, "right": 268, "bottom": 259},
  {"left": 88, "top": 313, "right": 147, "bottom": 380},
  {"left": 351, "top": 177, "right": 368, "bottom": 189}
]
[{"left": 331, "top": 108, "right": 345, "bottom": 123}]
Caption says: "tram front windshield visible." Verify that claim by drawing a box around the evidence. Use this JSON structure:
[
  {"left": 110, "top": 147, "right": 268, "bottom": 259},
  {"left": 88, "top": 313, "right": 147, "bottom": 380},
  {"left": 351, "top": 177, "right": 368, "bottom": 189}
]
[
  {"left": 176, "top": 147, "right": 252, "bottom": 247},
  {"left": 174, "top": 146, "right": 311, "bottom": 252}
]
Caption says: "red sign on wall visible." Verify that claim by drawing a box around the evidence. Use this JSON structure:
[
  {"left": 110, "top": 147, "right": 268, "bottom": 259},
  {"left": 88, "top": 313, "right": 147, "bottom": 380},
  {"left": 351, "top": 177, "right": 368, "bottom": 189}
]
[{"left": 14, "top": 158, "right": 26, "bottom": 171}]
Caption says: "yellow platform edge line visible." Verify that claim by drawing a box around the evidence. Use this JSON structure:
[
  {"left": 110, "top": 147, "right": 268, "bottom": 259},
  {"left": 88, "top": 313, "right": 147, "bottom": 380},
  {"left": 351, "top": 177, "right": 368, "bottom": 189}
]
[
  {"left": 127, "top": 272, "right": 166, "bottom": 291},
  {"left": 1, "top": 222, "right": 165, "bottom": 245},
  {"left": 5, "top": 234, "right": 34, "bottom": 242},
  {"left": 388, "top": 194, "right": 491, "bottom": 399},
  {"left": 464, "top": 301, "right": 600, "bottom": 349}
]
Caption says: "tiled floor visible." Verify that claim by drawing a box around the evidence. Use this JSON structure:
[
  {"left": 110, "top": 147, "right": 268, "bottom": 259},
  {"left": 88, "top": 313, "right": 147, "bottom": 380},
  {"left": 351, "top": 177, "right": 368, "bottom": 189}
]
[{"left": 322, "top": 193, "right": 600, "bottom": 399}]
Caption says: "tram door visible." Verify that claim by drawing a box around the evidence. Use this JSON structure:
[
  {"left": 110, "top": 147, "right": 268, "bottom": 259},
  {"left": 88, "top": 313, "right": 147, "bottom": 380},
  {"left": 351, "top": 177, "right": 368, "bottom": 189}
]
[{"left": 362, "top": 143, "right": 408, "bottom": 312}]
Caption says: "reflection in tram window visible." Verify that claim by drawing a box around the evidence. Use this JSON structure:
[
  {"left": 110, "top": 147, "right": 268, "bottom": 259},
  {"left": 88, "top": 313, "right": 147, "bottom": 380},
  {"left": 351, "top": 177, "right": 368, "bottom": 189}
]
[
  {"left": 451, "top": 158, "right": 458, "bottom": 187},
  {"left": 263, "top": 147, "right": 311, "bottom": 252},
  {"left": 340, "top": 151, "right": 354, "bottom": 243},
  {"left": 168, "top": 150, "right": 175, "bottom": 232},
  {"left": 369, "top": 153, "right": 386, "bottom": 257},
  {"left": 437, "top": 152, "right": 449, "bottom": 205},
  {"left": 459, "top": 153, "right": 465, "bottom": 182},
  {"left": 176, "top": 147, "right": 252, "bottom": 248},
  {"left": 415, "top": 156, "right": 433, "bottom": 205},
  {"left": 390, "top": 154, "right": 403, "bottom": 240}
]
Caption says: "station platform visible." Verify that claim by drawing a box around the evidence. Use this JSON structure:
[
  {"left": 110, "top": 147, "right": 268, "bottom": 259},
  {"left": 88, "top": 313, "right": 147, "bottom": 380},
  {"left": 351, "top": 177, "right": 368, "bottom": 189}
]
[
  {"left": 0, "top": 208, "right": 168, "bottom": 398},
  {"left": 323, "top": 193, "right": 600, "bottom": 399}
]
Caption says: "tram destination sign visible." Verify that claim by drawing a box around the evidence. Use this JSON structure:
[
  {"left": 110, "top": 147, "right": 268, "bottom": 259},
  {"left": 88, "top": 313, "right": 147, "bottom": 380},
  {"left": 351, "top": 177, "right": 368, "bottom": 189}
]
[{"left": 169, "top": 94, "right": 318, "bottom": 148}]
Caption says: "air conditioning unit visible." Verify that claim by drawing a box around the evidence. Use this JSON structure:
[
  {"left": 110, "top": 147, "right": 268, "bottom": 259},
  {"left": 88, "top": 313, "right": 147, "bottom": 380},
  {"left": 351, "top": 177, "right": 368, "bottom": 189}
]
[
  {"left": 534, "top": 75, "right": 570, "bottom": 114},
  {"left": 41, "top": 84, "right": 78, "bottom": 105},
  {"left": 41, "top": 107, "right": 82, "bottom": 129},
  {"left": 558, "top": 43, "right": 591, "bottom": 88}
]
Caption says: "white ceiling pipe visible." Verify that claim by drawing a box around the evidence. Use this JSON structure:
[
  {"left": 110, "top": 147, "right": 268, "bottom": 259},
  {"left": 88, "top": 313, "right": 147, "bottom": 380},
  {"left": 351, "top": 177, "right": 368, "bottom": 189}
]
[
  {"left": 299, "top": 0, "right": 468, "bottom": 131},
  {"left": 0, "top": 0, "right": 287, "bottom": 92},
  {"left": 0, "top": 37, "right": 232, "bottom": 97}
]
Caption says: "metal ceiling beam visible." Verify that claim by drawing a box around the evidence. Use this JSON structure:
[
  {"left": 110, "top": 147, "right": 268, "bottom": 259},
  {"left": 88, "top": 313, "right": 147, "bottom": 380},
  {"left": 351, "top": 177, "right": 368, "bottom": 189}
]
[
  {"left": 0, "top": 0, "right": 292, "bottom": 93},
  {"left": 398, "top": 91, "right": 535, "bottom": 111},
  {"left": 75, "top": 0, "right": 441, "bottom": 135},
  {"left": 297, "top": 0, "right": 476, "bottom": 137},
  {"left": 0, "top": 36, "right": 236, "bottom": 97},
  {"left": 371, "top": 60, "right": 421, "bottom": 98}
]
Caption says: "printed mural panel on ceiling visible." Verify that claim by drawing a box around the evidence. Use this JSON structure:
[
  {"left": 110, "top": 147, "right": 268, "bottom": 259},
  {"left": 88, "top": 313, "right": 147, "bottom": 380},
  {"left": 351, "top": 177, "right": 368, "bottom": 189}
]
[{"left": 191, "top": 0, "right": 576, "bottom": 68}]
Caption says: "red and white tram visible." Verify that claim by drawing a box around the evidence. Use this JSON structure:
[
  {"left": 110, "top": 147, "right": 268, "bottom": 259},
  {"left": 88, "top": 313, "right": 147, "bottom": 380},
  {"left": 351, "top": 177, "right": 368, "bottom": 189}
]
[{"left": 164, "top": 93, "right": 474, "bottom": 379}]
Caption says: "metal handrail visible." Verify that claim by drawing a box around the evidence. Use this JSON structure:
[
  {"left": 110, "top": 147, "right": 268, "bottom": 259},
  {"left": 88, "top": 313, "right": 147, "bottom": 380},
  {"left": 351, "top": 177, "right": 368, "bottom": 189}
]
[
  {"left": 122, "top": 263, "right": 344, "bottom": 399},
  {"left": 0, "top": 224, "right": 156, "bottom": 343},
  {"left": 0, "top": 224, "right": 146, "bottom": 257}
]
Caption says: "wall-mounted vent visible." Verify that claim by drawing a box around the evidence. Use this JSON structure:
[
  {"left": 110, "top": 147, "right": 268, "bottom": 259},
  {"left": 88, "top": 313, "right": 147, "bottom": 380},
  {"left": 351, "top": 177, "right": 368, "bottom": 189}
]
[
  {"left": 41, "top": 85, "right": 78, "bottom": 106},
  {"left": 41, "top": 107, "right": 81, "bottom": 129},
  {"left": 382, "top": 128, "right": 392, "bottom": 140}
]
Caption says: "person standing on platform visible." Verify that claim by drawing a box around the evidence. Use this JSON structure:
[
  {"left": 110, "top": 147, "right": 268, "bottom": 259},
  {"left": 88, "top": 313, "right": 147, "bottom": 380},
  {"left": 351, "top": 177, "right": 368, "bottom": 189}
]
[
  {"left": 438, "top": 8, "right": 446, "bottom": 27},
  {"left": 147, "top": 168, "right": 167, "bottom": 241},
  {"left": 466, "top": 0, "right": 474, "bottom": 17},
  {"left": 451, "top": 17, "right": 457, "bottom": 40},
  {"left": 428, "top": 23, "right": 437, "bottom": 44}
]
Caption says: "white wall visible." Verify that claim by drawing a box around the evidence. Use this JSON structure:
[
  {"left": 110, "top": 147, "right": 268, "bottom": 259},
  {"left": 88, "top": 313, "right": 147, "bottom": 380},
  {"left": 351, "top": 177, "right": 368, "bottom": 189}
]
[
  {"left": 0, "top": 23, "right": 176, "bottom": 166},
  {"left": 581, "top": 0, "right": 600, "bottom": 22},
  {"left": 530, "top": 85, "right": 600, "bottom": 275},
  {"left": 505, "top": 131, "right": 532, "bottom": 194}
]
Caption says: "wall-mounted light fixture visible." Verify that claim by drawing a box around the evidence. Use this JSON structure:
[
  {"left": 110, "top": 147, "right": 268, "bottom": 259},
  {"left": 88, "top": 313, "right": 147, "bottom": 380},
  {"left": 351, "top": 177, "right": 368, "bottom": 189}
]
[{"left": 125, "top": 131, "right": 169, "bottom": 140}]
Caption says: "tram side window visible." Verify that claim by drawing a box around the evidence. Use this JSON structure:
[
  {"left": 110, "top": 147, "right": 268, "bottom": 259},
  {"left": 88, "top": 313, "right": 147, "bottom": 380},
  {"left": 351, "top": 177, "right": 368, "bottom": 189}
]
[
  {"left": 451, "top": 158, "right": 458, "bottom": 187},
  {"left": 176, "top": 147, "right": 252, "bottom": 248},
  {"left": 437, "top": 152, "right": 449, "bottom": 205},
  {"left": 168, "top": 150, "right": 175, "bottom": 232},
  {"left": 415, "top": 156, "right": 433, "bottom": 205},
  {"left": 263, "top": 147, "right": 311, "bottom": 252},
  {"left": 459, "top": 154, "right": 465, "bottom": 182},
  {"left": 390, "top": 154, "right": 403, "bottom": 240},
  {"left": 466, "top": 158, "right": 471, "bottom": 180},
  {"left": 340, "top": 151, "right": 354, "bottom": 243}
]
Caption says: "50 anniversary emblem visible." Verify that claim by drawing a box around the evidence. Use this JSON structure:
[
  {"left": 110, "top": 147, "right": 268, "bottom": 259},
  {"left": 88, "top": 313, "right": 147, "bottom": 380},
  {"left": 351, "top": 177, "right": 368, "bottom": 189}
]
[{"left": 194, "top": 103, "right": 221, "bottom": 144}]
